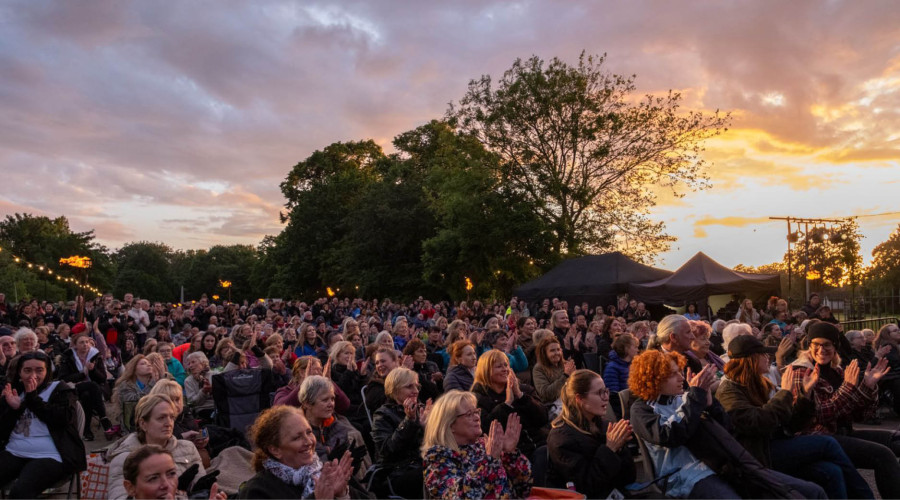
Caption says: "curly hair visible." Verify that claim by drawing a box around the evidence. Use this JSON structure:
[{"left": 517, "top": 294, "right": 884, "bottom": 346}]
[{"left": 628, "top": 349, "right": 685, "bottom": 401}]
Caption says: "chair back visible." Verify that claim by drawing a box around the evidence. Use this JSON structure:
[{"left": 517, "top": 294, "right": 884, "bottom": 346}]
[
  {"left": 583, "top": 352, "right": 601, "bottom": 374},
  {"left": 531, "top": 445, "right": 550, "bottom": 487},
  {"left": 361, "top": 385, "right": 373, "bottom": 426}
]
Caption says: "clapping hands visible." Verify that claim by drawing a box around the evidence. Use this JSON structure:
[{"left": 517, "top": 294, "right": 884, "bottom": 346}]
[{"left": 486, "top": 413, "right": 522, "bottom": 459}]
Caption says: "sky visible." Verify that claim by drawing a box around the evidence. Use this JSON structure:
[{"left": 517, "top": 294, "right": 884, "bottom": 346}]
[{"left": 1, "top": 0, "right": 898, "bottom": 272}]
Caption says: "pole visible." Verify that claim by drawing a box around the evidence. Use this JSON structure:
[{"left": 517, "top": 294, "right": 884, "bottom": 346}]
[
  {"left": 805, "top": 222, "right": 811, "bottom": 300},
  {"left": 786, "top": 219, "right": 792, "bottom": 300}
]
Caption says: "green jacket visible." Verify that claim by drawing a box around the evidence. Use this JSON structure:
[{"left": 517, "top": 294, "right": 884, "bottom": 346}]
[{"left": 715, "top": 377, "right": 793, "bottom": 466}]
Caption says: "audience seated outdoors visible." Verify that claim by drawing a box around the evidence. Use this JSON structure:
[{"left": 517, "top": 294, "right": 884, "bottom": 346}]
[{"left": 4, "top": 290, "right": 900, "bottom": 500}]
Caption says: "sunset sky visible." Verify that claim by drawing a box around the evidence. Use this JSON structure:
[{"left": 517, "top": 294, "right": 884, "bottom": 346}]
[{"left": 1, "top": 0, "right": 898, "bottom": 271}]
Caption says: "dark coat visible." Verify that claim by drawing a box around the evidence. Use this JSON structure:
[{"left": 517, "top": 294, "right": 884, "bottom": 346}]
[
  {"left": 371, "top": 401, "right": 424, "bottom": 466},
  {"left": 547, "top": 418, "right": 636, "bottom": 497},
  {"left": 0, "top": 380, "right": 86, "bottom": 472},
  {"left": 237, "top": 470, "right": 312, "bottom": 499},
  {"left": 443, "top": 365, "right": 474, "bottom": 392},
  {"left": 471, "top": 381, "right": 548, "bottom": 456},
  {"left": 56, "top": 348, "right": 107, "bottom": 385},
  {"left": 715, "top": 378, "right": 795, "bottom": 467}
]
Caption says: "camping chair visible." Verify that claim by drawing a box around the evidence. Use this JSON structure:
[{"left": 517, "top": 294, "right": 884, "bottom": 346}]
[
  {"left": 583, "top": 352, "right": 602, "bottom": 374},
  {"left": 361, "top": 385, "right": 374, "bottom": 427},
  {"left": 531, "top": 445, "right": 550, "bottom": 487},
  {"left": 618, "top": 389, "right": 675, "bottom": 497}
]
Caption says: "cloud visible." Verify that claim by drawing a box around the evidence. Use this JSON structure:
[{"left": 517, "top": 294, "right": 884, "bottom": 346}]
[
  {"left": 1, "top": 0, "right": 898, "bottom": 263},
  {"left": 692, "top": 216, "right": 773, "bottom": 238}
]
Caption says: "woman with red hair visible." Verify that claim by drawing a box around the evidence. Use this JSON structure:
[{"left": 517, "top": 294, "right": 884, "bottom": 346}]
[{"left": 628, "top": 350, "right": 824, "bottom": 499}]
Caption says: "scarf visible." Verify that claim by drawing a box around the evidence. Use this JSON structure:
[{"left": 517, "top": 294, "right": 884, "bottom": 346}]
[
  {"left": 263, "top": 457, "right": 322, "bottom": 497},
  {"left": 74, "top": 346, "right": 99, "bottom": 374}
]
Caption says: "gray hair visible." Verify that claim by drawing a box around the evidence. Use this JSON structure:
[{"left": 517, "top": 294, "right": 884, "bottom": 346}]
[
  {"left": 722, "top": 323, "right": 752, "bottom": 351},
  {"left": 298, "top": 375, "right": 333, "bottom": 407},
  {"left": 656, "top": 315, "right": 689, "bottom": 345},
  {"left": 845, "top": 330, "right": 864, "bottom": 343},
  {"left": 711, "top": 319, "right": 726, "bottom": 333},
  {"left": 14, "top": 327, "right": 37, "bottom": 343},
  {"left": 185, "top": 351, "right": 210, "bottom": 369},
  {"left": 375, "top": 331, "right": 393, "bottom": 345}
]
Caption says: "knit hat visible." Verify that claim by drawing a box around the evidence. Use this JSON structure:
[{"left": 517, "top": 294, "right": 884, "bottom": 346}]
[
  {"left": 71, "top": 323, "right": 87, "bottom": 335},
  {"left": 807, "top": 322, "right": 840, "bottom": 345}
]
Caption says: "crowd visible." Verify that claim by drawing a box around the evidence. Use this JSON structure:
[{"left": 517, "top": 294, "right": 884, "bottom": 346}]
[{"left": 0, "top": 291, "right": 899, "bottom": 499}]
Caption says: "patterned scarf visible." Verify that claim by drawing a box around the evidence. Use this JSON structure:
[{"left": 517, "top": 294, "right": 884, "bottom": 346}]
[{"left": 263, "top": 457, "right": 322, "bottom": 498}]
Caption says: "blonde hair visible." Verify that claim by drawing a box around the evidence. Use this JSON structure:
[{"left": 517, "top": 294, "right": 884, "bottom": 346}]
[
  {"left": 421, "top": 390, "right": 477, "bottom": 455},
  {"left": 385, "top": 367, "right": 418, "bottom": 401},
  {"left": 328, "top": 340, "right": 354, "bottom": 363},
  {"left": 135, "top": 394, "right": 175, "bottom": 443},
  {"left": 149, "top": 379, "right": 183, "bottom": 406},
  {"left": 473, "top": 349, "right": 509, "bottom": 388},
  {"left": 553, "top": 369, "right": 602, "bottom": 435}
]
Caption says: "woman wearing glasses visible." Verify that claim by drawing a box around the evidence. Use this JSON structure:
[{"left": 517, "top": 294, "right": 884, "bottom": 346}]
[
  {"left": 547, "top": 370, "right": 635, "bottom": 497},
  {"left": 371, "top": 368, "right": 431, "bottom": 498},
  {"left": 421, "top": 390, "right": 532, "bottom": 499},
  {"left": 787, "top": 322, "right": 900, "bottom": 499}
]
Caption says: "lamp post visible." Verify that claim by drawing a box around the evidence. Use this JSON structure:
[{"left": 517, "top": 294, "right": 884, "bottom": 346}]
[
  {"left": 219, "top": 280, "right": 232, "bottom": 303},
  {"left": 59, "top": 255, "right": 93, "bottom": 322}
]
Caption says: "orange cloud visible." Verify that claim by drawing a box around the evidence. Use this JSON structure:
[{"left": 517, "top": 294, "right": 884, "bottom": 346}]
[{"left": 692, "top": 215, "right": 772, "bottom": 238}]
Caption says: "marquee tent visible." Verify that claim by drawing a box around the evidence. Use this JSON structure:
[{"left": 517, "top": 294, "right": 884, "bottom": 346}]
[
  {"left": 513, "top": 252, "right": 673, "bottom": 306},
  {"left": 628, "top": 252, "right": 781, "bottom": 305}
]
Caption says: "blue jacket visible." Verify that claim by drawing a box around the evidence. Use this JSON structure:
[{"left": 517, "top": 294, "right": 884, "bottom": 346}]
[
  {"left": 602, "top": 351, "right": 630, "bottom": 393},
  {"left": 165, "top": 357, "right": 187, "bottom": 386}
]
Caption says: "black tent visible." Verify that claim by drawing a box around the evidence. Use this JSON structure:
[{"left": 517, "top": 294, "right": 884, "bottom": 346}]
[
  {"left": 513, "top": 252, "right": 673, "bottom": 307},
  {"left": 628, "top": 252, "right": 781, "bottom": 305}
]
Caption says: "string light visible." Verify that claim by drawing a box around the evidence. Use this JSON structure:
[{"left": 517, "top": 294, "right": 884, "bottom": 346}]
[{"left": 2, "top": 249, "right": 98, "bottom": 297}]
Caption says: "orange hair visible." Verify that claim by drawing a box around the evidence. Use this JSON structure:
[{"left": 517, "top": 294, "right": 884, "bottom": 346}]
[{"left": 628, "top": 349, "right": 686, "bottom": 401}]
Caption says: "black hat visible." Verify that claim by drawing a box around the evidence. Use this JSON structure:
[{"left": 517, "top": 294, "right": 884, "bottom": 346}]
[
  {"left": 728, "top": 335, "right": 777, "bottom": 359},
  {"left": 807, "top": 322, "right": 840, "bottom": 345}
]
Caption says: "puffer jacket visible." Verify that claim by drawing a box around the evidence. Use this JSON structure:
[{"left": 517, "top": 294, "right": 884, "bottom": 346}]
[
  {"left": 105, "top": 433, "right": 204, "bottom": 500},
  {"left": 371, "top": 401, "right": 423, "bottom": 466},
  {"left": 602, "top": 351, "right": 630, "bottom": 393}
]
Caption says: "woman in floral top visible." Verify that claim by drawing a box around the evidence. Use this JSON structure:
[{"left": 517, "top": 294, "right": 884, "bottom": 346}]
[{"left": 421, "top": 390, "right": 532, "bottom": 499}]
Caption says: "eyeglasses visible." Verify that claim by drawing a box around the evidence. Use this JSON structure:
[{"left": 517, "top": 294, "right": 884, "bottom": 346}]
[
  {"left": 810, "top": 341, "right": 835, "bottom": 351},
  {"left": 455, "top": 409, "right": 480, "bottom": 420},
  {"left": 588, "top": 387, "right": 610, "bottom": 399}
]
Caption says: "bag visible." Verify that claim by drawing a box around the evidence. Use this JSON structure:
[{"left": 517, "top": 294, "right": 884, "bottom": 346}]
[
  {"left": 80, "top": 453, "right": 109, "bottom": 500},
  {"left": 686, "top": 414, "right": 803, "bottom": 499}
]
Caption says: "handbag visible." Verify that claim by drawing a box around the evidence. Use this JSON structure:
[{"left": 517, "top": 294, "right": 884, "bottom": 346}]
[{"left": 80, "top": 453, "right": 109, "bottom": 500}]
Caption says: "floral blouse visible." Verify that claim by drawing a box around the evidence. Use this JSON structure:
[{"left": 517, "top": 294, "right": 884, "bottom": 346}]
[{"left": 423, "top": 437, "right": 532, "bottom": 499}]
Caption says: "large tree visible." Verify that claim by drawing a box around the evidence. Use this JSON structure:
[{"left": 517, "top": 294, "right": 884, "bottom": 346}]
[
  {"left": 448, "top": 53, "right": 729, "bottom": 261},
  {"left": 867, "top": 224, "right": 900, "bottom": 294}
]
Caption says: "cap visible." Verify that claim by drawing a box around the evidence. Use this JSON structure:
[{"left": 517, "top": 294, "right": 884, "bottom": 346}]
[
  {"left": 728, "top": 335, "right": 776, "bottom": 359},
  {"left": 71, "top": 323, "right": 87, "bottom": 335}
]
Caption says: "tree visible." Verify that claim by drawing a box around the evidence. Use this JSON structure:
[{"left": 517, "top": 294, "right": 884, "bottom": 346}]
[
  {"left": 112, "top": 242, "right": 177, "bottom": 301},
  {"left": 867, "top": 224, "right": 900, "bottom": 293},
  {"left": 396, "top": 120, "right": 553, "bottom": 299},
  {"left": 0, "top": 213, "right": 112, "bottom": 300},
  {"left": 448, "top": 53, "right": 729, "bottom": 261},
  {"left": 271, "top": 140, "right": 389, "bottom": 297}
]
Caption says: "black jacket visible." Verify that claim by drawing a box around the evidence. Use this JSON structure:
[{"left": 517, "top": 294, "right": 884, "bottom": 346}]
[
  {"left": 238, "top": 470, "right": 312, "bottom": 499},
  {"left": 56, "top": 348, "right": 107, "bottom": 385},
  {"left": 331, "top": 364, "right": 367, "bottom": 424},
  {"left": 0, "top": 380, "right": 86, "bottom": 471},
  {"left": 371, "top": 401, "right": 423, "bottom": 466},
  {"left": 547, "top": 418, "right": 636, "bottom": 497},
  {"left": 471, "top": 381, "right": 548, "bottom": 456}
]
